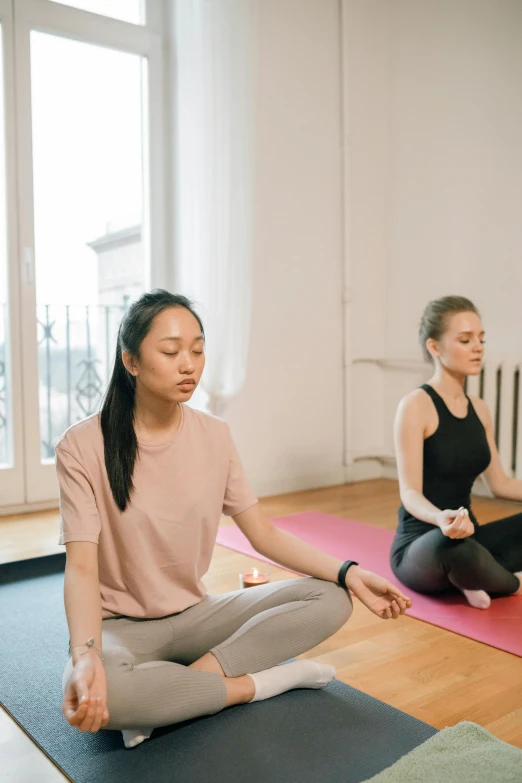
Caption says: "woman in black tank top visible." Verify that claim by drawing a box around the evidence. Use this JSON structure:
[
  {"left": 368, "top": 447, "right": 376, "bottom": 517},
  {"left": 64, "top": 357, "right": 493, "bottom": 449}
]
[{"left": 391, "top": 296, "right": 522, "bottom": 609}]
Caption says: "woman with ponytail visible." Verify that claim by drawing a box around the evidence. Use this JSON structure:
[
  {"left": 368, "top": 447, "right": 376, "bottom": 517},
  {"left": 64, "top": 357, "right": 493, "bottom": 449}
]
[
  {"left": 57, "top": 290, "right": 410, "bottom": 749},
  {"left": 391, "top": 296, "right": 522, "bottom": 610}
]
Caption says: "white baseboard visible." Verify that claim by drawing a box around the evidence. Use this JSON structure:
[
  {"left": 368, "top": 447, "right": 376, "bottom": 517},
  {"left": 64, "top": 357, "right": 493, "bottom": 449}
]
[
  {"left": 254, "top": 458, "right": 389, "bottom": 496},
  {"left": 0, "top": 499, "right": 59, "bottom": 517},
  {"left": 344, "top": 459, "right": 384, "bottom": 483},
  {"left": 381, "top": 462, "right": 398, "bottom": 481},
  {"left": 253, "top": 465, "right": 346, "bottom": 499}
]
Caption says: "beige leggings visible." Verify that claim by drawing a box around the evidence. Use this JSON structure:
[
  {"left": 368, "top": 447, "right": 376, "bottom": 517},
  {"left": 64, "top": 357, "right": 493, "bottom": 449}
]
[{"left": 62, "top": 577, "right": 352, "bottom": 731}]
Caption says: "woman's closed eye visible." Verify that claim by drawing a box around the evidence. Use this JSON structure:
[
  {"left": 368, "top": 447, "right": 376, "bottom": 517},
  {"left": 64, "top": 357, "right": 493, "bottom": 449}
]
[{"left": 163, "top": 351, "right": 204, "bottom": 356}]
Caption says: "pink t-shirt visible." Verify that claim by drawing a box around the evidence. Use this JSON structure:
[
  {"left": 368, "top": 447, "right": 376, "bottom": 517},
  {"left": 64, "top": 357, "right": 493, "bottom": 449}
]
[{"left": 56, "top": 405, "right": 257, "bottom": 619}]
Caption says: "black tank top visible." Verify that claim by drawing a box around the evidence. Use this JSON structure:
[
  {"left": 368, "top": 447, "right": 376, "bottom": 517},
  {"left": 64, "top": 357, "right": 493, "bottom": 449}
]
[{"left": 393, "top": 384, "right": 491, "bottom": 553}]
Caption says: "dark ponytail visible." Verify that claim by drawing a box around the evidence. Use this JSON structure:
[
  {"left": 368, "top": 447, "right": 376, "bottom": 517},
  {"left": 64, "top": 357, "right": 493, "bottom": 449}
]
[{"left": 100, "top": 290, "right": 204, "bottom": 511}]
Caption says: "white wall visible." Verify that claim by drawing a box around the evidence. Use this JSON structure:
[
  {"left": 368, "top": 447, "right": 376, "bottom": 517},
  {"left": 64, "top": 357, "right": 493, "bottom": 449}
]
[
  {"left": 342, "top": 0, "right": 392, "bottom": 476},
  {"left": 389, "top": 0, "right": 522, "bottom": 359},
  {"left": 344, "top": 0, "right": 522, "bottom": 471},
  {"left": 169, "top": 0, "right": 522, "bottom": 497},
  {"left": 225, "top": 0, "right": 346, "bottom": 497}
]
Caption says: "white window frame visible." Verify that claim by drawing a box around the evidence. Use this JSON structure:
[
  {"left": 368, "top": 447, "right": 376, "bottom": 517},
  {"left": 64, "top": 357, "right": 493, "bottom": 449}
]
[
  {"left": 0, "top": 0, "right": 169, "bottom": 511},
  {"left": 0, "top": 0, "right": 25, "bottom": 507}
]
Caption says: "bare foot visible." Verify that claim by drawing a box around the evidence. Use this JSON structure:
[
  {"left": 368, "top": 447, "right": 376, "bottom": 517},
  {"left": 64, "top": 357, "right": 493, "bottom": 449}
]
[{"left": 462, "top": 589, "right": 491, "bottom": 609}]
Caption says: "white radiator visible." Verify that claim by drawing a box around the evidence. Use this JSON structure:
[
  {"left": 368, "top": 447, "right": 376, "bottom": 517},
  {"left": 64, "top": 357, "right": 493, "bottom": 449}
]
[{"left": 466, "top": 359, "right": 522, "bottom": 479}]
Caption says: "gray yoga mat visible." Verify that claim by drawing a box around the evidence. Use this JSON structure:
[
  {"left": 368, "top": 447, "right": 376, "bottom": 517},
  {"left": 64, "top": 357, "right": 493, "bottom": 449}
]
[{"left": 0, "top": 555, "right": 437, "bottom": 783}]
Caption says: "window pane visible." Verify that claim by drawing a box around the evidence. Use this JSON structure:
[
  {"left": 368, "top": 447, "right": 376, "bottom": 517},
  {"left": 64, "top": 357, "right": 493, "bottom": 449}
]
[
  {"left": 0, "top": 26, "right": 13, "bottom": 468},
  {"left": 48, "top": 0, "right": 145, "bottom": 25},
  {"left": 30, "top": 32, "right": 148, "bottom": 462}
]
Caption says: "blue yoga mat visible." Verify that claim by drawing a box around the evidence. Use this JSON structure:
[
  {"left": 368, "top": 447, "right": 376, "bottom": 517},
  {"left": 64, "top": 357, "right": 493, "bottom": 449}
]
[{"left": 0, "top": 555, "right": 437, "bottom": 783}]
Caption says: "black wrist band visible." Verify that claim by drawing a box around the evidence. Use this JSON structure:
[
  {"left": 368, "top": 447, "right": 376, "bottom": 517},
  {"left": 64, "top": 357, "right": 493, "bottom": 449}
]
[{"left": 337, "top": 560, "right": 359, "bottom": 587}]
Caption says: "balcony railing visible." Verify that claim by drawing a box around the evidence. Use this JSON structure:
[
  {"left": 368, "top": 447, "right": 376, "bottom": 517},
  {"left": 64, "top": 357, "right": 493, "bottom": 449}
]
[{"left": 0, "top": 301, "right": 129, "bottom": 464}]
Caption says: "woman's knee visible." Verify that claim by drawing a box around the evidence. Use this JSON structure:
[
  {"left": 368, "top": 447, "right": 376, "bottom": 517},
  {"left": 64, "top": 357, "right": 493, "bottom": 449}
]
[
  {"left": 305, "top": 577, "right": 353, "bottom": 631},
  {"left": 98, "top": 647, "right": 136, "bottom": 729},
  {"left": 434, "top": 536, "right": 476, "bottom": 567},
  {"left": 61, "top": 647, "right": 133, "bottom": 730}
]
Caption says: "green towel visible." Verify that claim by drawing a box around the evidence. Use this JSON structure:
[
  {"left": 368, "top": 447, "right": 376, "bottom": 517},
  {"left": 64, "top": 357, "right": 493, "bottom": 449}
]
[{"left": 363, "top": 722, "right": 522, "bottom": 783}]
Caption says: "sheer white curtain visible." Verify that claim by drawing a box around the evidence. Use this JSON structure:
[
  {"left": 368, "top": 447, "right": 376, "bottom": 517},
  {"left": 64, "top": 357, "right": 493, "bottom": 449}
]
[{"left": 174, "top": 0, "right": 256, "bottom": 416}]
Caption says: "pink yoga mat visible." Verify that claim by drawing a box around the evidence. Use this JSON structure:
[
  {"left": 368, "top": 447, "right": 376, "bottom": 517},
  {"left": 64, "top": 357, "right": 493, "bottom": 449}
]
[{"left": 216, "top": 511, "right": 522, "bottom": 658}]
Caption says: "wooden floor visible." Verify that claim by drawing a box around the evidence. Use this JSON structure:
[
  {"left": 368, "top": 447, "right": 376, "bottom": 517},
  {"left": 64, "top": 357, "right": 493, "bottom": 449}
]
[{"left": 1, "top": 479, "right": 522, "bottom": 781}]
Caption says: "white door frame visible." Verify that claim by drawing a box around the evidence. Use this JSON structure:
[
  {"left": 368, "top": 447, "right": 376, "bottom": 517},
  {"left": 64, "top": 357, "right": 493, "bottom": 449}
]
[{"left": 0, "top": 0, "right": 25, "bottom": 507}]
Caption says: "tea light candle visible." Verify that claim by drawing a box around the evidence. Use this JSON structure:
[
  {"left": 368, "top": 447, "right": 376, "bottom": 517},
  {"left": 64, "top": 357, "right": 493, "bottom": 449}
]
[{"left": 240, "top": 567, "right": 270, "bottom": 589}]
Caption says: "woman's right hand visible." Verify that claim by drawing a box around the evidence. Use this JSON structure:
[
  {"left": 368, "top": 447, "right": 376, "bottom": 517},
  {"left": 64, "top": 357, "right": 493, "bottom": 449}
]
[
  {"left": 436, "top": 507, "right": 475, "bottom": 539},
  {"left": 62, "top": 652, "right": 109, "bottom": 733}
]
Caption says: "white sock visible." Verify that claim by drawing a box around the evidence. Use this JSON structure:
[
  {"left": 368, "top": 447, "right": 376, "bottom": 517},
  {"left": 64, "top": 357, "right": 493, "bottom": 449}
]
[
  {"left": 513, "top": 572, "right": 522, "bottom": 595},
  {"left": 462, "top": 589, "right": 491, "bottom": 610},
  {"left": 121, "top": 728, "right": 153, "bottom": 749},
  {"left": 248, "top": 659, "right": 335, "bottom": 703}
]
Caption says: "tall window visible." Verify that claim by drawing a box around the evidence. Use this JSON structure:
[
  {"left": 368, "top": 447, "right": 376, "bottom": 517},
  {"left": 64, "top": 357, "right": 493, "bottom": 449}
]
[
  {"left": 0, "top": 0, "right": 165, "bottom": 508},
  {"left": 31, "top": 33, "right": 147, "bottom": 459}
]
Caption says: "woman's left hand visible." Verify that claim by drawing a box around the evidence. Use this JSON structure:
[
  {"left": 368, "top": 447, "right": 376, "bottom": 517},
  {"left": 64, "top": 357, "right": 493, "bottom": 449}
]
[{"left": 345, "top": 567, "right": 412, "bottom": 619}]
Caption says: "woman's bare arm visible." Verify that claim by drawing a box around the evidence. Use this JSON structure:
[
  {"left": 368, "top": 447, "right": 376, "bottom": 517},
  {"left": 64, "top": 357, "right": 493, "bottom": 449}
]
[
  {"left": 232, "top": 504, "right": 412, "bottom": 620},
  {"left": 64, "top": 541, "right": 102, "bottom": 662},
  {"left": 394, "top": 391, "right": 441, "bottom": 525},
  {"left": 62, "top": 541, "right": 108, "bottom": 733}
]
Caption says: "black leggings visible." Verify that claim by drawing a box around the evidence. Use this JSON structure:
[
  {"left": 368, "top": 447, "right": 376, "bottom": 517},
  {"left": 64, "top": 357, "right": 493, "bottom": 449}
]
[{"left": 392, "top": 513, "right": 522, "bottom": 596}]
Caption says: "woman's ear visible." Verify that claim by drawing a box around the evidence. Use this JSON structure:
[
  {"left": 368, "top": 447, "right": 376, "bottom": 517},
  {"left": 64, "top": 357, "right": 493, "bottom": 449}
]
[
  {"left": 122, "top": 351, "right": 139, "bottom": 377},
  {"left": 425, "top": 338, "right": 439, "bottom": 361}
]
